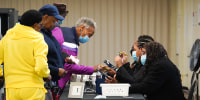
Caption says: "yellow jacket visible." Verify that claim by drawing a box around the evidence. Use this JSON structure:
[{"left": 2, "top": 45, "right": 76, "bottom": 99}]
[{"left": 0, "top": 23, "right": 50, "bottom": 88}]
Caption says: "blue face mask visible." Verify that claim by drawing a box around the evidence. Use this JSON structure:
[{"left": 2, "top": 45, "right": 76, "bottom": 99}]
[
  {"left": 141, "top": 55, "right": 146, "bottom": 65},
  {"left": 58, "top": 20, "right": 64, "bottom": 25},
  {"left": 79, "top": 30, "right": 90, "bottom": 43},
  {"left": 79, "top": 35, "right": 89, "bottom": 43},
  {"left": 132, "top": 51, "right": 139, "bottom": 62}
]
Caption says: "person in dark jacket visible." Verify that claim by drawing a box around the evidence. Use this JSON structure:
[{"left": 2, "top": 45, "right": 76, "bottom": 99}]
[
  {"left": 113, "top": 42, "right": 186, "bottom": 100},
  {"left": 39, "top": 4, "right": 67, "bottom": 100},
  {"left": 39, "top": 4, "right": 66, "bottom": 83}
]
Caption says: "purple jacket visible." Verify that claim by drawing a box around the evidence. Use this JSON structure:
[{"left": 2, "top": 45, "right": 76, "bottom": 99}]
[{"left": 52, "top": 27, "right": 94, "bottom": 89}]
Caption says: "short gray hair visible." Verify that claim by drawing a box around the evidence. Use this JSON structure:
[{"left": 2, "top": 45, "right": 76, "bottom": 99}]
[{"left": 75, "top": 17, "right": 96, "bottom": 30}]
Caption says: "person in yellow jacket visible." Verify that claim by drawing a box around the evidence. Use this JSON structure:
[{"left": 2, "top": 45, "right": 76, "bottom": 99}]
[{"left": 0, "top": 10, "right": 50, "bottom": 100}]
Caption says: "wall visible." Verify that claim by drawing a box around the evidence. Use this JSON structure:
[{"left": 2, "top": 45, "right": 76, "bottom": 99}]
[
  {"left": 0, "top": 0, "right": 182, "bottom": 84},
  {"left": 0, "top": 0, "right": 170, "bottom": 66},
  {"left": 175, "top": 0, "right": 200, "bottom": 88}
]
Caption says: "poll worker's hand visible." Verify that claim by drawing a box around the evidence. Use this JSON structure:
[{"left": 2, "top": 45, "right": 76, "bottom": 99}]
[
  {"left": 99, "top": 65, "right": 116, "bottom": 75},
  {"left": 119, "top": 51, "right": 128, "bottom": 64},
  {"left": 93, "top": 64, "right": 100, "bottom": 72},
  {"left": 106, "top": 68, "right": 116, "bottom": 75},
  {"left": 105, "top": 75, "right": 118, "bottom": 83},
  {"left": 58, "top": 68, "right": 67, "bottom": 77},
  {"left": 115, "top": 56, "right": 123, "bottom": 68}
]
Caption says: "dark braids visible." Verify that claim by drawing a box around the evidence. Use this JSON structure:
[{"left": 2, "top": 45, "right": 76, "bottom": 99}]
[
  {"left": 137, "top": 35, "right": 154, "bottom": 49},
  {"left": 130, "top": 35, "right": 154, "bottom": 55}
]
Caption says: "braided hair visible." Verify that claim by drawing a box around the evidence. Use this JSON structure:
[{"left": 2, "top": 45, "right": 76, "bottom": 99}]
[
  {"left": 130, "top": 35, "right": 154, "bottom": 55},
  {"left": 137, "top": 35, "right": 154, "bottom": 49}
]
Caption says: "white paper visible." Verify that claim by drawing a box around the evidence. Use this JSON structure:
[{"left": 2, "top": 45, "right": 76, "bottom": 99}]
[{"left": 70, "top": 55, "right": 79, "bottom": 64}]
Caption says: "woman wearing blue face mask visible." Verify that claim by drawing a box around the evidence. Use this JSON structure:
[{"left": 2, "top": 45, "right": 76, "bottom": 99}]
[
  {"left": 106, "top": 38, "right": 186, "bottom": 100},
  {"left": 113, "top": 42, "right": 185, "bottom": 100},
  {"left": 106, "top": 35, "right": 154, "bottom": 83},
  {"left": 135, "top": 42, "right": 185, "bottom": 100}
]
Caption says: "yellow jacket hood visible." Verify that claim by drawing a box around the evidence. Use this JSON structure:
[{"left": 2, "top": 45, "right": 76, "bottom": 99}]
[{"left": 6, "top": 23, "right": 42, "bottom": 39}]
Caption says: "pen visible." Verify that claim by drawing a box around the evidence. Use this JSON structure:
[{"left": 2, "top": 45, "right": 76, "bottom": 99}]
[
  {"left": 119, "top": 52, "right": 128, "bottom": 56},
  {"left": 100, "top": 65, "right": 109, "bottom": 71}
]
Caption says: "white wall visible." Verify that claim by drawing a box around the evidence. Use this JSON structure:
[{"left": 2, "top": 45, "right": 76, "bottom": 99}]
[
  {"left": 175, "top": 0, "right": 200, "bottom": 87},
  {"left": 3, "top": 0, "right": 192, "bottom": 86},
  {"left": 0, "top": 0, "right": 171, "bottom": 66}
]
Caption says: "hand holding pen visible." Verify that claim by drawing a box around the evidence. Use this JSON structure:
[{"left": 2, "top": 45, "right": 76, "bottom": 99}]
[{"left": 118, "top": 51, "right": 128, "bottom": 64}]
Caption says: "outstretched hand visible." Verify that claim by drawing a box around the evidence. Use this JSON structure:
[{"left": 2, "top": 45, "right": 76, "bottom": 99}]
[
  {"left": 93, "top": 64, "right": 100, "bottom": 72},
  {"left": 99, "top": 65, "right": 116, "bottom": 75}
]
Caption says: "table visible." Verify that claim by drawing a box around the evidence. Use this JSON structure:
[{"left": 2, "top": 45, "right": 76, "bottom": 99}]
[{"left": 59, "top": 85, "right": 146, "bottom": 100}]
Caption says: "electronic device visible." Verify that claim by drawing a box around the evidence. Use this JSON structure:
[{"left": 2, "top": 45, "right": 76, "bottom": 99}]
[
  {"left": 96, "top": 68, "right": 110, "bottom": 79},
  {"left": 104, "top": 60, "right": 118, "bottom": 71}
]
